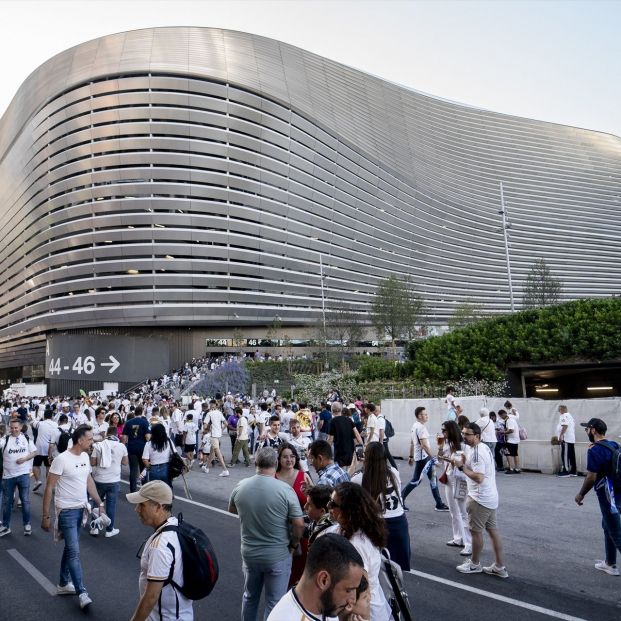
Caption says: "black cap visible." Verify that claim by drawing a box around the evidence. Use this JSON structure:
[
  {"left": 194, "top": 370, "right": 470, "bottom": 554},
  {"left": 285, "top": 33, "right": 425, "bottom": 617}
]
[{"left": 580, "top": 418, "right": 607, "bottom": 435}]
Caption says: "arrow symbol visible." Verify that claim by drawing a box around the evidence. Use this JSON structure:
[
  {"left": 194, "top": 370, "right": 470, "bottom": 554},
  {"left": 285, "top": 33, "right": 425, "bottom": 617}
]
[{"left": 100, "top": 355, "right": 120, "bottom": 373}]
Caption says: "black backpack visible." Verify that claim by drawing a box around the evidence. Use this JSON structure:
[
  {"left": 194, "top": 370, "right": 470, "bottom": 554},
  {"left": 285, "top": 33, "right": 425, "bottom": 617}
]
[
  {"left": 379, "top": 415, "right": 395, "bottom": 438},
  {"left": 596, "top": 441, "right": 621, "bottom": 490},
  {"left": 379, "top": 548, "right": 413, "bottom": 621},
  {"left": 57, "top": 429, "right": 71, "bottom": 453},
  {"left": 161, "top": 513, "right": 219, "bottom": 600}
]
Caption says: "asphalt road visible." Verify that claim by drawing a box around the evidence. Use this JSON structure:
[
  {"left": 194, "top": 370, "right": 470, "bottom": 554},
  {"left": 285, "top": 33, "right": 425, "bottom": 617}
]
[{"left": 1, "top": 455, "right": 620, "bottom": 621}]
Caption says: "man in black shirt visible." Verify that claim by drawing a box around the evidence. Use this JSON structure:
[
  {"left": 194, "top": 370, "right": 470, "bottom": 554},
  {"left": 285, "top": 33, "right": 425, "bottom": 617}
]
[
  {"left": 121, "top": 406, "right": 151, "bottom": 492},
  {"left": 328, "top": 402, "right": 363, "bottom": 468}
]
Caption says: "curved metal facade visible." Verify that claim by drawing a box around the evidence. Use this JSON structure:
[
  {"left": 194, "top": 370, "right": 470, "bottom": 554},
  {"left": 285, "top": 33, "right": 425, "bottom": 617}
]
[{"left": 0, "top": 27, "right": 620, "bottom": 366}]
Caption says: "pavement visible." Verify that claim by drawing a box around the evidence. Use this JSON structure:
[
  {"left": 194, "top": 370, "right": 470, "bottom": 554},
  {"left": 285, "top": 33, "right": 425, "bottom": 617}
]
[{"left": 0, "top": 448, "right": 620, "bottom": 621}]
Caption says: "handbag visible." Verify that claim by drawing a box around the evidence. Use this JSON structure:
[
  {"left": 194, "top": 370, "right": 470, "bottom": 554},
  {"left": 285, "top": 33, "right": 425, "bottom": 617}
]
[
  {"left": 550, "top": 436, "right": 561, "bottom": 446},
  {"left": 168, "top": 439, "right": 188, "bottom": 480},
  {"left": 453, "top": 477, "right": 468, "bottom": 500},
  {"left": 438, "top": 471, "right": 448, "bottom": 485}
]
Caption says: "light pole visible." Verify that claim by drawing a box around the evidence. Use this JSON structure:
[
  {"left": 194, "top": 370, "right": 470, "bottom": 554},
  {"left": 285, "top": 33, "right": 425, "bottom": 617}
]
[{"left": 499, "top": 181, "right": 515, "bottom": 312}]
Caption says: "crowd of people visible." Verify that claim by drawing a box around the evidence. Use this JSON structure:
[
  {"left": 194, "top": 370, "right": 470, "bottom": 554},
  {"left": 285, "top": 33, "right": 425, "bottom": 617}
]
[{"left": 0, "top": 372, "right": 619, "bottom": 620}]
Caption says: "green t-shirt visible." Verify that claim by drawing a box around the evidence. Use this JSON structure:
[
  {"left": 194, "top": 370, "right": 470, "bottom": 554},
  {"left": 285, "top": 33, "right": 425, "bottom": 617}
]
[{"left": 229, "top": 474, "right": 303, "bottom": 563}]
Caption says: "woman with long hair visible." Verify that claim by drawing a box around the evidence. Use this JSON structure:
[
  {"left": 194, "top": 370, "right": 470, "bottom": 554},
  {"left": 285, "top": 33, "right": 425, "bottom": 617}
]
[
  {"left": 142, "top": 423, "right": 172, "bottom": 486},
  {"left": 106, "top": 411, "right": 124, "bottom": 437},
  {"left": 324, "top": 482, "right": 391, "bottom": 621},
  {"left": 351, "top": 441, "right": 410, "bottom": 570},
  {"left": 275, "top": 443, "right": 312, "bottom": 588},
  {"left": 438, "top": 420, "right": 472, "bottom": 555}
]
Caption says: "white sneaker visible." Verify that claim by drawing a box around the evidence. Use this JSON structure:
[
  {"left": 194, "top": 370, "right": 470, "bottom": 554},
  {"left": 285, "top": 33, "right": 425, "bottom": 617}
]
[
  {"left": 89, "top": 527, "right": 99, "bottom": 536},
  {"left": 219, "top": 470, "right": 230, "bottom": 477},
  {"left": 24, "top": 524, "right": 32, "bottom": 536},
  {"left": 32, "top": 481, "right": 42, "bottom": 492},
  {"left": 0, "top": 526, "right": 11, "bottom": 537},
  {"left": 79, "top": 592, "right": 93, "bottom": 609},
  {"left": 456, "top": 559, "right": 482, "bottom": 574},
  {"left": 483, "top": 563, "right": 509, "bottom": 578},
  {"left": 201, "top": 465, "right": 209, "bottom": 473},
  {"left": 595, "top": 560, "right": 620, "bottom": 576},
  {"left": 56, "top": 583, "right": 76, "bottom": 595},
  {"left": 460, "top": 545, "right": 472, "bottom": 556},
  {"left": 105, "top": 528, "right": 120, "bottom": 538}
]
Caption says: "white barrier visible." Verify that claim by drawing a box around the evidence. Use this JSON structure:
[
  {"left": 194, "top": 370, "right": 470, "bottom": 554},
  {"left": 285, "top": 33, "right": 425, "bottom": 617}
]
[{"left": 381, "top": 397, "right": 621, "bottom": 474}]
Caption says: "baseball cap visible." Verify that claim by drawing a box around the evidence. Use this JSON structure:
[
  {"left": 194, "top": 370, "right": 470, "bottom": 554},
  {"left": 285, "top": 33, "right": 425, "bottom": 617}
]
[
  {"left": 126, "top": 480, "right": 173, "bottom": 505},
  {"left": 580, "top": 418, "right": 607, "bottom": 435}
]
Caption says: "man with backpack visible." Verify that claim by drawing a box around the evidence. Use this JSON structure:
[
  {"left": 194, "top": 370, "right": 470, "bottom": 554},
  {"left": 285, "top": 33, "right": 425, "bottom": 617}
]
[
  {"left": 0, "top": 420, "right": 37, "bottom": 537},
  {"left": 127, "top": 480, "right": 194, "bottom": 620},
  {"left": 575, "top": 418, "right": 621, "bottom": 577}
]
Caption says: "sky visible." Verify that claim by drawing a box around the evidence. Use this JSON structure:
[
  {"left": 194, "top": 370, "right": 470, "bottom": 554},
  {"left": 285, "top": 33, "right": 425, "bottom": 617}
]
[{"left": 1, "top": 0, "right": 620, "bottom": 137}]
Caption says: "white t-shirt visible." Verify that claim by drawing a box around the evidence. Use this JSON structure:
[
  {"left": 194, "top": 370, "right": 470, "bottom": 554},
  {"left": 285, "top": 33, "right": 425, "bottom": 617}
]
[
  {"left": 505, "top": 415, "right": 520, "bottom": 444},
  {"left": 376, "top": 415, "right": 387, "bottom": 440},
  {"left": 92, "top": 420, "right": 109, "bottom": 441},
  {"left": 323, "top": 526, "right": 391, "bottom": 621},
  {"left": 236, "top": 415, "right": 249, "bottom": 441},
  {"left": 366, "top": 413, "right": 379, "bottom": 442},
  {"left": 1, "top": 434, "right": 37, "bottom": 479},
  {"left": 183, "top": 421, "right": 198, "bottom": 445},
  {"left": 288, "top": 435, "right": 311, "bottom": 472},
  {"left": 205, "top": 410, "right": 225, "bottom": 439},
  {"left": 35, "top": 419, "right": 58, "bottom": 458},
  {"left": 410, "top": 420, "right": 429, "bottom": 461},
  {"left": 464, "top": 443, "right": 498, "bottom": 510},
  {"left": 351, "top": 467, "right": 404, "bottom": 519},
  {"left": 170, "top": 409, "right": 184, "bottom": 434},
  {"left": 139, "top": 517, "right": 193, "bottom": 621},
  {"left": 475, "top": 416, "right": 497, "bottom": 443},
  {"left": 142, "top": 441, "right": 172, "bottom": 465},
  {"left": 557, "top": 413, "right": 576, "bottom": 443},
  {"left": 267, "top": 588, "right": 337, "bottom": 621},
  {"left": 49, "top": 450, "right": 91, "bottom": 509},
  {"left": 92, "top": 439, "right": 128, "bottom": 483}
]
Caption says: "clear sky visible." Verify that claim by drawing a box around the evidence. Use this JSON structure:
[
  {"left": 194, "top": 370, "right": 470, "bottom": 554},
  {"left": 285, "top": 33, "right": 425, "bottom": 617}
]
[{"left": 2, "top": 0, "right": 620, "bottom": 137}]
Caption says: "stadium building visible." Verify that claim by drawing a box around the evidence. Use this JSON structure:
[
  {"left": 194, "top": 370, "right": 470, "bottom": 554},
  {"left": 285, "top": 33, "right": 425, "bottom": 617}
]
[{"left": 0, "top": 27, "right": 620, "bottom": 393}]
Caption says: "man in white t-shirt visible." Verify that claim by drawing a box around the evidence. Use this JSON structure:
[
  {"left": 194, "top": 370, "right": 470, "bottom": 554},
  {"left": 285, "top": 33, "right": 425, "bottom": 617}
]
[
  {"left": 364, "top": 404, "right": 379, "bottom": 445},
  {"left": 170, "top": 404, "right": 185, "bottom": 447},
  {"left": 474, "top": 408, "right": 497, "bottom": 453},
  {"left": 453, "top": 422, "right": 508, "bottom": 579},
  {"left": 557, "top": 405, "right": 577, "bottom": 477},
  {"left": 41, "top": 425, "right": 107, "bottom": 610},
  {"left": 267, "top": 533, "right": 364, "bottom": 621},
  {"left": 401, "top": 406, "right": 449, "bottom": 511},
  {"left": 0, "top": 420, "right": 37, "bottom": 537},
  {"left": 127, "top": 481, "right": 194, "bottom": 621},
  {"left": 499, "top": 409, "right": 521, "bottom": 474},
  {"left": 90, "top": 426, "right": 128, "bottom": 538},
  {"left": 204, "top": 400, "right": 229, "bottom": 477},
  {"left": 32, "top": 409, "right": 58, "bottom": 491}
]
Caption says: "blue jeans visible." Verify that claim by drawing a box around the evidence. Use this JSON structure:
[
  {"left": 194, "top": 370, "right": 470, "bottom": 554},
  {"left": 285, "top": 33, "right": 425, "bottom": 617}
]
[
  {"left": 148, "top": 463, "right": 171, "bottom": 487},
  {"left": 2, "top": 474, "right": 31, "bottom": 528},
  {"left": 597, "top": 492, "right": 621, "bottom": 566},
  {"left": 241, "top": 555, "right": 292, "bottom": 621},
  {"left": 58, "top": 508, "right": 86, "bottom": 593},
  {"left": 401, "top": 456, "right": 444, "bottom": 507},
  {"left": 95, "top": 481, "right": 120, "bottom": 531}
]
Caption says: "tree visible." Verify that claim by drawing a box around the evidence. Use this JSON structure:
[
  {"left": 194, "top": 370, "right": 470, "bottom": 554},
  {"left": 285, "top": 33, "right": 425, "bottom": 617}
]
[
  {"left": 371, "top": 275, "right": 424, "bottom": 344},
  {"left": 448, "top": 299, "right": 485, "bottom": 331},
  {"left": 326, "top": 303, "right": 367, "bottom": 361},
  {"left": 523, "top": 259, "right": 562, "bottom": 309}
]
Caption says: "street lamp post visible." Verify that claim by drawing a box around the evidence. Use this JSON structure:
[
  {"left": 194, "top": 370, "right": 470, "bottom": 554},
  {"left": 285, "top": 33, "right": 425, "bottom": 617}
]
[
  {"left": 319, "top": 254, "right": 328, "bottom": 368},
  {"left": 499, "top": 181, "right": 515, "bottom": 313}
]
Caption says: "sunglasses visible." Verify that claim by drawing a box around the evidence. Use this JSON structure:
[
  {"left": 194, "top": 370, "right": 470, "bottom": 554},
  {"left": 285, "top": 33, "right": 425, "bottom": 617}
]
[{"left": 327, "top": 499, "right": 342, "bottom": 510}]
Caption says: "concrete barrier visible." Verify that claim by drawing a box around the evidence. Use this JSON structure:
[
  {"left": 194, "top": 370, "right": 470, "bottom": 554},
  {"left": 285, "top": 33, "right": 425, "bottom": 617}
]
[{"left": 381, "top": 397, "right": 621, "bottom": 474}]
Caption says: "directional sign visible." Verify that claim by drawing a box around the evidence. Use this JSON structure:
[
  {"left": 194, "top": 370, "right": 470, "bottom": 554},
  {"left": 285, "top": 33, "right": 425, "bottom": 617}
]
[{"left": 46, "top": 334, "right": 169, "bottom": 383}]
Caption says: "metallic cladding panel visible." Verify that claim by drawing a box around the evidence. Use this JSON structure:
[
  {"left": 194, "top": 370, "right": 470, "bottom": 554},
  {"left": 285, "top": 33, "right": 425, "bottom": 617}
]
[{"left": 0, "top": 27, "right": 620, "bottom": 367}]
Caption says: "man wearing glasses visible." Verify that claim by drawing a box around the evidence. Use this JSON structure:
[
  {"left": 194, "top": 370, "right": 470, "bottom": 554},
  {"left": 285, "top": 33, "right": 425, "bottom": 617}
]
[
  {"left": 452, "top": 423, "right": 508, "bottom": 578},
  {"left": 575, "top": 418, "right": 621, "bottom": 577}
]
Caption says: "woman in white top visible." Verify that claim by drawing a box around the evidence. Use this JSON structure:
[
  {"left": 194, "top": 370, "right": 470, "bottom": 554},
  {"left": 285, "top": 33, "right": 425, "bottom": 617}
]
[
  {"left": 351, "top": 441, "right": 410, "bottom": 571},
  {"left": 142, "top": 423, "right": 172, "bottom": 487},
  {"left": 324, "top": 482, "right": 392, "bottom": 621},
  {"left": 438, "top": 420, "right": 472, "bottom": 555}
]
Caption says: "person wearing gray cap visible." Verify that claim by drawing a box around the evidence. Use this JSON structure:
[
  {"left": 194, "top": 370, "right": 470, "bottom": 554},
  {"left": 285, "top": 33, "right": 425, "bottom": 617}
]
[
  {"left": 127, "top": 481, "right": 193, "bottom": 620},
  {"left": 575, "top": 418, "right": 621, "bottom": 577}
]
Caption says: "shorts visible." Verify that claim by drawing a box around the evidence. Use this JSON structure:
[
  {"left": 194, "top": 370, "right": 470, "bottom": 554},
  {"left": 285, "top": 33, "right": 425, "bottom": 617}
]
[
  {"left": 210, "top": 437, "right": 221, "bottom": 451},
  {"left": 505, "top": 443, "right": 519, "bottom": 457},
  {"left": 466, "top": 497, "right": 498, "bottom": 532},
  {"left": 183, "top": 444, "right": 196, "bottom": 454},
  {"left": 174, "top": 433, "right": 184, "bottom": 447},
  {"left": 33, "top": 455, "right": 50, "bottom": 467}
]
